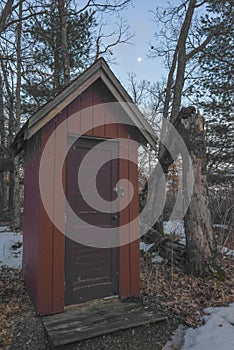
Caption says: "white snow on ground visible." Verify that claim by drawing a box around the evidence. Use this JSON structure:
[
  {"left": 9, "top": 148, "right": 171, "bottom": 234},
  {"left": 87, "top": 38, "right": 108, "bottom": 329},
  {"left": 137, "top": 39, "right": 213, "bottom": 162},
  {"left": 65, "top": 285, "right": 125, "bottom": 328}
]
[
  {"left": 181, "top": 304, "right": 234, "bottom": 350},
  {"left": 163, "top": 220, "right": 185, "bottom": 236},
  {"left": 220, "top": 246, "right": 234, "bottom": 258},
  {"left": 0, "top": 226, "right": 10, "bottom": 232},
  {"left": 139, "top": 242, "right": 163, "bottom": 263},
  {"left": 0, "top": 228, "right": 23, "bottom": 269},
  {"left": 151, "top": 252, "right": 163, "bottom": 263},
  {"left": 163, "top": 220, "right": 186, "bottom": 245},
  {"left": 140, "top": 241, "right": 155, "bottom": 252}
]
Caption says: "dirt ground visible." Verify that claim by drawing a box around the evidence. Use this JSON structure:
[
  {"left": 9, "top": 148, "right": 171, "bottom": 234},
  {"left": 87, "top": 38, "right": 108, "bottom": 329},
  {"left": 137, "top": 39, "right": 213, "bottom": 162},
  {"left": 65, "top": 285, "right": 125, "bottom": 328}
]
[
  {"left": 0, "top": 246, "right": 234, "bottom": 350},
  {"left": 0, "top": 244, "right": 234, "bottom": 349}
]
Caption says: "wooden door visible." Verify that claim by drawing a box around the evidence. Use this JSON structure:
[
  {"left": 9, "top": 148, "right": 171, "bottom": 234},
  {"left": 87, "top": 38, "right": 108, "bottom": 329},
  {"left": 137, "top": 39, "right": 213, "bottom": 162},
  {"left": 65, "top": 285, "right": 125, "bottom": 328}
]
[{"left": 65, "top": 137, "right": 119, "bottom": 305}]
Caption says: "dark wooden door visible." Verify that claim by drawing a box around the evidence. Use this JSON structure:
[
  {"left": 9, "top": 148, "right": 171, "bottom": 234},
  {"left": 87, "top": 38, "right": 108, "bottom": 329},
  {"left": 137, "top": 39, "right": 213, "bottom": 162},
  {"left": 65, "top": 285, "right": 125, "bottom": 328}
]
[{"left": 65, "top": 137, "right": 119, "bottom": 305}]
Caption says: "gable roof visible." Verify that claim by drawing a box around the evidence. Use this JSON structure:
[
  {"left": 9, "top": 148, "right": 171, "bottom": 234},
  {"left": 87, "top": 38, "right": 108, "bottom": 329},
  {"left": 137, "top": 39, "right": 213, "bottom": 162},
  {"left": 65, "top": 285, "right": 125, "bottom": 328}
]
[{"left": 13, "top": 58, "right": 157, "bottom": 153}]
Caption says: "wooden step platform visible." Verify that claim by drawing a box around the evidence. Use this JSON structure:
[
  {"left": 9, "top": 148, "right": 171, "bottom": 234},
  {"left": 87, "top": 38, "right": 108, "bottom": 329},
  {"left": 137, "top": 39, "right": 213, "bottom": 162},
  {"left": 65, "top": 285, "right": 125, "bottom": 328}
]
[{"left": 42, "top": 298, "right": 167, "bottom": 349}]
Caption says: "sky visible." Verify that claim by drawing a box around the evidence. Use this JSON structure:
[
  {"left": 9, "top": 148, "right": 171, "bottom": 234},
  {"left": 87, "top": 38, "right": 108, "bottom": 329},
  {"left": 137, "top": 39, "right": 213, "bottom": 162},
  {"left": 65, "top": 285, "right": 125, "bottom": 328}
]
[
  {"left": 77, "top": 0, "right": 184, "bottom": 88},
  {"left": 105, "top": 0, "right": 168, "bottom": 87}
]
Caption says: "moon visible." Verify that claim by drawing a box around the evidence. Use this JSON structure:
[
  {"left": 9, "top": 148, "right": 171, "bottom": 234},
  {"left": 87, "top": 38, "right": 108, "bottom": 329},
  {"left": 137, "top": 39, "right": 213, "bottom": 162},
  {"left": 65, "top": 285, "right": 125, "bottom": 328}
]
[{"left": 137, "top": 57, "right": 142, "bottom": 62}]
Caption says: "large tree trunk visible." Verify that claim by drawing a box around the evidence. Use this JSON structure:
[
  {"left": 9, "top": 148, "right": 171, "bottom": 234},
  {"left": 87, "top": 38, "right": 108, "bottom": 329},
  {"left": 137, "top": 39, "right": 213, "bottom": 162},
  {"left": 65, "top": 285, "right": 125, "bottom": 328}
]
[
  {"left": 181, "top": 109, "right": 214, "bottom": 275},
  {"left": 1, "top": 59, "right": 15, "bottom": 219},
  {"left": 0, "top": 72, "right": 6, "bottom": 220},
  {"left": 0, "top": 0, "right": 14, "bottom": 34},
  {"left": 13, "top": 0, "right": 23, "bottom": 229},
  {"left": 141, "top": 107, "right": 216, "bottom": 276}
]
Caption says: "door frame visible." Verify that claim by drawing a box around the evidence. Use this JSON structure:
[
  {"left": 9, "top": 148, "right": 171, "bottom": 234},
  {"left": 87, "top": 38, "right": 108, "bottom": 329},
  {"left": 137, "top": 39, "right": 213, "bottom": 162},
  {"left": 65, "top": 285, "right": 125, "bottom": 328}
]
[{"left": 65, "top": 134, "right": 120, "bottom": 304}]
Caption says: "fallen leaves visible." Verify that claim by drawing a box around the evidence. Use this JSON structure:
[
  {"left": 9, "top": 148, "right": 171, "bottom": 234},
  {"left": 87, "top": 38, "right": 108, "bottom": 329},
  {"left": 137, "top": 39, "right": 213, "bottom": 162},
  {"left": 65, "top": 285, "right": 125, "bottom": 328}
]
[
  {"left": 0, "top": 266, "right": 31, "bottom": 347},
  {"left": 141, "top": 254, "right": 234, "bottom": 328}
]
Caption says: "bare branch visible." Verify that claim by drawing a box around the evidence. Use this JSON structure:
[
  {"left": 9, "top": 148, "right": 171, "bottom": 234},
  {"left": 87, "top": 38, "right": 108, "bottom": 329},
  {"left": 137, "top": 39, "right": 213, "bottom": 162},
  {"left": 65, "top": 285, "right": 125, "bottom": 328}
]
[
  {"left": 95, "top": 18, "right": 133, "bottom": 60},
  {"left": 186, "top": 29, "right": 218, "bottom": 61},
  {"left": 195, "top": 1, "right": 207, "bottom": 8},
  {"left": 75, "top": 0, "right": 131, "bottom": 15},
  {"left": 0, "top": 0, "right": 14, "bottom": 34}
]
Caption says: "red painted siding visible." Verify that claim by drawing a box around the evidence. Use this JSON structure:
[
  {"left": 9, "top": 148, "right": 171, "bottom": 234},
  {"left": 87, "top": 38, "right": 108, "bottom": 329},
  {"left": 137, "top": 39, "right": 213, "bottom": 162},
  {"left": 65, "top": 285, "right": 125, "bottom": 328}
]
[
  {"left": 23, "top": 135, "right": 41, "bottom": 309},
  {"left": 24, "top": 78, "right": 141, "bottom": 315}
]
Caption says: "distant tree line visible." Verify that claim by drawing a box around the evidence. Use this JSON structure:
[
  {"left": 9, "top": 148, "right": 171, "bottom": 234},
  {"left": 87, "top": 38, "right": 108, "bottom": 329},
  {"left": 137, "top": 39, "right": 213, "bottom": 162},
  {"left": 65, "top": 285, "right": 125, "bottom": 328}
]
[{"left": 0, "top": 0, "right": 133, "bottom": 225}]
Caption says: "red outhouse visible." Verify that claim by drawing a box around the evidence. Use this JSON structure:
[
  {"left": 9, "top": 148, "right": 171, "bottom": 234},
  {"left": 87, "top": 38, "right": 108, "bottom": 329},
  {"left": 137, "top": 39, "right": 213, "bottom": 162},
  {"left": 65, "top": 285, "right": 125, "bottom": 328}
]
[{"left": 14, "top": 58, "right": 156, "bottom": 315}]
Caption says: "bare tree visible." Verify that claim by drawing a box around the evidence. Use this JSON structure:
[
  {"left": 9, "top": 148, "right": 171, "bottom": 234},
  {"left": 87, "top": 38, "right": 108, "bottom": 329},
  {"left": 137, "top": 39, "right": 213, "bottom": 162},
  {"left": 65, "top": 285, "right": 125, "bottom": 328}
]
[
  {"left": 0, "top": 0, "right": 134, "bottom": 225},
  {"left": 0, "top": 0, "right": 15, "bottom": 34},
  {"left": 13, "top": 0, "right": 23, "bottom": 228},
  {"left": 147, "top": 0, "right": 226, "bottom": 276}
]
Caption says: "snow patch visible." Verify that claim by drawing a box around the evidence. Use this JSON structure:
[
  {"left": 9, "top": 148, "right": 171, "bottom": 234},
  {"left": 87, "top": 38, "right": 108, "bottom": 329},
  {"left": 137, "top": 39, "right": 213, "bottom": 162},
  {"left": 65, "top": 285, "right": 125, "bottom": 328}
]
[
  {"left": 0, "top": 226, "right": 10, "bottom": 232},
  {"left": 181, "top": 304, "right": 234, "bottom": 350},
  {"left": 220, "top": 246, "right": 234, "bottom": 258},
  {"left": 140, "top": 242, "right": 155, "bottom": 252},
  {"left": 0, "top": 230, "right": 23, "bottom": 269},
  {"left": 163, "top": 220, "right": 186, "bottom": 245},
  {"left": 151, "top": 252, "right": 163, "bottom": 263},
  {"left": 163, "top": 220, "right": 185, "bottom": 236}
]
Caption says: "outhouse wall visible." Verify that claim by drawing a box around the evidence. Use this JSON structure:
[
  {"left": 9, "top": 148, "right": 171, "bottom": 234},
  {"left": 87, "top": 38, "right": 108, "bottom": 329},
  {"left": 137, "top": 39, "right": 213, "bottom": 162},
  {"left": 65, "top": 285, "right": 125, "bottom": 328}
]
[{"left": 23, "top": 78, "right": 142, "bottom": 315}]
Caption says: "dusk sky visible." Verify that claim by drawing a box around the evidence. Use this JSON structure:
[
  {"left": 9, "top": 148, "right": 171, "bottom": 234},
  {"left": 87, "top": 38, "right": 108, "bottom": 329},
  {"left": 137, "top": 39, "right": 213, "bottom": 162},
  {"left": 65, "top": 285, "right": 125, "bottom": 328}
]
[{"left": 108, "top": 0, "right": 168, "bottom": 87}]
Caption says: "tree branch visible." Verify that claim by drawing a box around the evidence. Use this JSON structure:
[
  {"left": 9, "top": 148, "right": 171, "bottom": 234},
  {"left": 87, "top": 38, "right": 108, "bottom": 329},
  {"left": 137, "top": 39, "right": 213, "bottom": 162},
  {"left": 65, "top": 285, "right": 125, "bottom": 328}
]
[
  {"left": 195, "top": 0, "right": 207, "bottom": 8},
  {"left": 186, "top": 30, "right": 217, "bottom": 61},
  {"left": 0, "top": 0, "right": 14, "bottom": 34}
]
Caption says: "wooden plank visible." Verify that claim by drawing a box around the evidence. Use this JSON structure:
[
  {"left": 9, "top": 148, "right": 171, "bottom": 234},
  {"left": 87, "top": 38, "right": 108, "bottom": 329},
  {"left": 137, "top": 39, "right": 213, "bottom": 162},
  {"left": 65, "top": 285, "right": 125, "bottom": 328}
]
[
  {"left": 44, "top": 313, "right": 106, "bottom": 331},
  {"left": 48, "top": 316, "right": 167, "bottom": 347},
  {"left": 42, "top": 302, "right": 167, "bottom": 348},
  {"left": 118, "top": 130, "right": 131, "bottom": 298},
  {"left": 104, "top": 102, "right": 118, "bottom": 139},
  {"left": 67, "top": 96, "right": 81, "bottom": 134},
  {"left": 80, "top": 87, "right": 94, "bottom": 137},
  {"left": 100, "top": 71, "right": 156, "bottom": 149},
  {"left": 92, "top": 80, "right": 105, "bottom": 137},
  {"left": 37, "top": 119, "right": 55, "bottom": 315},
  {"left": 52, "top": 109, "right": 67, "bottom": 313},
  {"left": 129, "top": 141, "right": 140, "bottom": 297}
]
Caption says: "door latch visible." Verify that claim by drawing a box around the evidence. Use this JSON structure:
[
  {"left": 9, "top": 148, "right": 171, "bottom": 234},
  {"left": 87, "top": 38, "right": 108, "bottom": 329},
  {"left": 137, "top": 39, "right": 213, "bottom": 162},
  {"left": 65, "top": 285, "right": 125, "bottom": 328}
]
[{"left": 113, "top": 186, "right": 125, "bottom": 197}]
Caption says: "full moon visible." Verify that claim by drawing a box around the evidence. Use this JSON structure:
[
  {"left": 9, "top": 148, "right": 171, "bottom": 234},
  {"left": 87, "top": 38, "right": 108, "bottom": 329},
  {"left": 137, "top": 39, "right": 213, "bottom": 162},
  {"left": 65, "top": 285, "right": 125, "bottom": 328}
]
[{"left": 137, "top": 57, "right": 142, "bottom": 62}]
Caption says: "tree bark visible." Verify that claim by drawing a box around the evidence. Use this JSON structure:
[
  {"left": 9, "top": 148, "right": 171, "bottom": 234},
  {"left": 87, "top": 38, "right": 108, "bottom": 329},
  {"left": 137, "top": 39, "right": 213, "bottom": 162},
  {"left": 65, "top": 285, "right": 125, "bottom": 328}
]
[
  {"left": 180, "top": 108, "right": 214, "bottom": 275},
  {"left": 58, "top": 0, "right": 70, "bottom": 86},
  {"left": 0, "top": 73, "right": 6, "bottom": 218},
  {"left": 141, "top": 107, "right": 215, "bottom": 276},
  {"left": 1, "top": 60, "right": 15, "bottom": 215},
  {"left": 0, "top": 0, "right": 14, "bottom": 34},
  {"left": 170, "top": 0, "right": 196, "bottom": 124},
  {"left": 13, "top": 0, "right": 23, "bottom": 229}
]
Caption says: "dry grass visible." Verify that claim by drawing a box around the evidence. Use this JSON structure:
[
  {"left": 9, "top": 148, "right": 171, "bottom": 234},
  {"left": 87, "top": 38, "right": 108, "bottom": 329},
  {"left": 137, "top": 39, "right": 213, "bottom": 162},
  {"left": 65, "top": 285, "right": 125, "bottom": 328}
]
[
  {"left": 140, "top": 250, "right": 234, "bottom": 327},
  {"left": 0, "top": 242, "right": 233, "bottom": 347}
]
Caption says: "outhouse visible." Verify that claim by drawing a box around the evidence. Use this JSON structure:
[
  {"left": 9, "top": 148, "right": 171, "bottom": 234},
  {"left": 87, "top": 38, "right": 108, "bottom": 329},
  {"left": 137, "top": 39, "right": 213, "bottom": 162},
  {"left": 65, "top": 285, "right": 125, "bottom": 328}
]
[{"left": 14, "top": 58, "right": 156, "bottom": 315}]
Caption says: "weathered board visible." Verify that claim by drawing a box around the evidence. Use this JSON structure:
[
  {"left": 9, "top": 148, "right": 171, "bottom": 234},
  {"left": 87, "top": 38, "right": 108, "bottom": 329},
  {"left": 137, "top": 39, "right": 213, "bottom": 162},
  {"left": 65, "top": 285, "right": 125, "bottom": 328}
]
[{"left": 42, "top": 299, "right": 167, "bottom": 349}]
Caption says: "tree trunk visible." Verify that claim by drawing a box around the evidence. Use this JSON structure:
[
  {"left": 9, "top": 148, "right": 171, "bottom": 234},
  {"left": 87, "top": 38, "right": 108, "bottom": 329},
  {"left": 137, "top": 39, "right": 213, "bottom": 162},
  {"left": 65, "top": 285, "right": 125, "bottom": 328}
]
[
  {"left": 180, "top": 108, "right": 214, "bottom": 275},
  {"left": 13, "top": 0, "right": 23, "bottom": 229},
  {"left": 1, "top": 60, "right": 15, "bottom": 218},
  {"left": 51, "top": 1, "right": 61, "bottom": 95},
  {"left": 141, "top": 107, "right": 216, "bottom": 276},
  {"left": 0, "top": 0, "right": 14, "bottom": 34},
  {"left": 0, "top": 72, "right": 6, "bottom": 220},
  {"left": 58, "top": 0, "right": 70, "bottom": 86}
]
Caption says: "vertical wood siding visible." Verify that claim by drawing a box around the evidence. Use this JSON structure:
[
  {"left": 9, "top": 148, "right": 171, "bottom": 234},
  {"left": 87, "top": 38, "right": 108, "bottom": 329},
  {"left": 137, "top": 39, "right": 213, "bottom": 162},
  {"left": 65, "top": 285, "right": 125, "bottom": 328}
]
[
  {"left": 24, "top": 78, "right": 141, "bottom": 315},
  {"left": 23, "top": 134, "right": 41, "bottom": 309}
]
